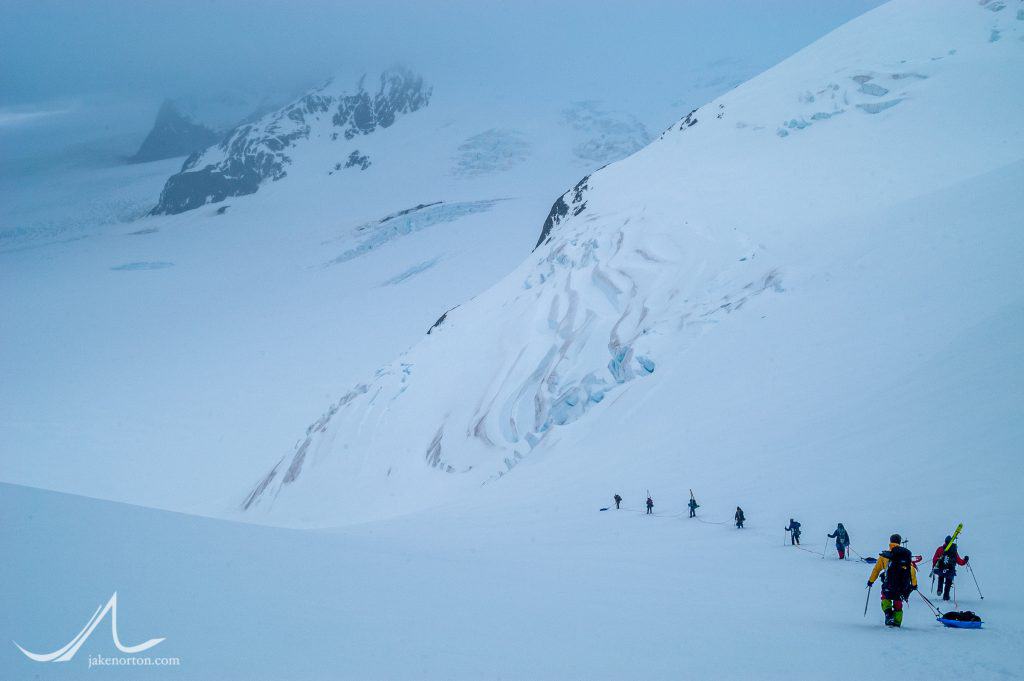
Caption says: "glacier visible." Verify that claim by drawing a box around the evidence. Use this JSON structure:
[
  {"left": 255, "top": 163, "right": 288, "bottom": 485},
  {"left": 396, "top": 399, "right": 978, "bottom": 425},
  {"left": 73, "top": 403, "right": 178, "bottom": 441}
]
[{"left": 2, "top": 2, "right": 1023, "bottom": 678}]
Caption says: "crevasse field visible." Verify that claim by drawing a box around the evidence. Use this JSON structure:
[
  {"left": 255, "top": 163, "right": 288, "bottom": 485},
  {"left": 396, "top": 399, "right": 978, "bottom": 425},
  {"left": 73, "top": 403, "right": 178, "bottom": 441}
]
[{"left": 1, "top": 1, "right": 1022, "bottom": 679}]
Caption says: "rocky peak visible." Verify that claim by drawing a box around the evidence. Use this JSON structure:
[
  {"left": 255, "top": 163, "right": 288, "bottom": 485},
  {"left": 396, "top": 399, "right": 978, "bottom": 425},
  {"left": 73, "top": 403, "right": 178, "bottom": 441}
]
[
  {"left": 129, "top": 99, "right": 221, "bottom": 164},
  {"left": 151, "top": 69, "right": 431, "bottom": 215}
]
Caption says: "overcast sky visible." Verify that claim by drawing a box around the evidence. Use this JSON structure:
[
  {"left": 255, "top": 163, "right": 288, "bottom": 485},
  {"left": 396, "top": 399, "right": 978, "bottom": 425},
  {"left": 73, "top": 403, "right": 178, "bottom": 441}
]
[
  {"left": 1, "top": 0, "right": 887, "bottom": 174},
  {"left": 3, "top": 1, "right": 885, "bottom": 105}
]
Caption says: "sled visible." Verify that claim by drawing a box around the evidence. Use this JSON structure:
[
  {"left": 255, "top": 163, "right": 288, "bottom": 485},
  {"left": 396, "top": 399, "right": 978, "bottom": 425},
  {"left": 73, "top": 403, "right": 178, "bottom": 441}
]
[
  {"left": 937, "top": 611, "right": 983, "bottom": 629},
  {"left": 599, "top": 507, "right": 610, "bottom": 512},
  {"left": 937, "top": 617, "right": 983, "bottom": 629}
]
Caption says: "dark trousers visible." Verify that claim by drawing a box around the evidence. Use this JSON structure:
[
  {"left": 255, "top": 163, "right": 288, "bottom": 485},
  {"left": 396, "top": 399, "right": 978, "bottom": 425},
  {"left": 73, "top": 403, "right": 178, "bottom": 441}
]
[
  {"left": 689, "top": 508, "right": 696, "bottom": 518},
  {"left": 615, "top": 500, "right": 620, "bottom": 509},
  {"left": 646, "top": 506, "right": 652, "bottom": 515},
  {"left": 938, "top": 571, "right": 955, "bottom": 600},
  {"left": 791, "top": 533, "right": 800, "bottom": 545}
]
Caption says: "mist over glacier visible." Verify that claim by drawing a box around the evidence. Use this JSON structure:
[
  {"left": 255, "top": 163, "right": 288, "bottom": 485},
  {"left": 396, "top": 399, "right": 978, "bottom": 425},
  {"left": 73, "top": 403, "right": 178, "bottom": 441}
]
[{"left": 1, "top": 0, "right": 884, "bottom": 178}]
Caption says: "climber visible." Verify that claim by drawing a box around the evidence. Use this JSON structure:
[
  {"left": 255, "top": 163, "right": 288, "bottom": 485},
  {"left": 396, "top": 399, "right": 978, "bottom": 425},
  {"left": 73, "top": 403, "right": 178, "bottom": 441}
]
[
  {"left": 931, "top": 536, "right": 968, "bottom": 601},
  {"left": 867, "top": 533, "right": 918, "bottom": 627},
  {"left": 785, "top": 518, "right": 802, "bottom": 545},
  {"left": 827, "top": 523, "right": 851, "bottom": 559}
]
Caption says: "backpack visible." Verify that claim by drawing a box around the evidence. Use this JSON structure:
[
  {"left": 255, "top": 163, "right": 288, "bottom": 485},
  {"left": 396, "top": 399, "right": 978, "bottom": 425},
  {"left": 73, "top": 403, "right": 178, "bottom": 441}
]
[
  {"left": 882, "top": 546, "right": 913, "bottom": 596},
  {"left": 939, "top": 543, "right": 957, "bottom": 569},
  {"left": 942, "top": 610, "right": 981, "bottom": 622}
]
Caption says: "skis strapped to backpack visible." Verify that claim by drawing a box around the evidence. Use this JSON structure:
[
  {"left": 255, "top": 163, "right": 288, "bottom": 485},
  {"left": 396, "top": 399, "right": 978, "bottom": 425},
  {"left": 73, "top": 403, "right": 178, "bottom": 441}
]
[{"left": 945, "top": 523, "right": 963, "bottom": 552}]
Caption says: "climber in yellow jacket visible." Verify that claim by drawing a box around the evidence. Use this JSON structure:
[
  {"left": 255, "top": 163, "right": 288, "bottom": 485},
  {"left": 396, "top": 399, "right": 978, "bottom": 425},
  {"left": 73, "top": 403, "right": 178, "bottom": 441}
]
[{"left": 867, "top": 533, "right": 918, "bottom": 627}]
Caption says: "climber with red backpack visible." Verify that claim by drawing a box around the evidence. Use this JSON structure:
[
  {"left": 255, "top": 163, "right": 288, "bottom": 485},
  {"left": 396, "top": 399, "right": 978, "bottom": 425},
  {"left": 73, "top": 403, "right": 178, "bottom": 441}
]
[
  {"left": 867, "top": 533, "right": 918, "bottom": 627},
  {"left": 932, "top": 536, "right": 969, "bottom": 601}
]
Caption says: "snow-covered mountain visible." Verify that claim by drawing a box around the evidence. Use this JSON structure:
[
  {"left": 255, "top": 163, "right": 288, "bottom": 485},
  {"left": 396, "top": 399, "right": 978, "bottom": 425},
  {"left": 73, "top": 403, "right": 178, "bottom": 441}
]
[
  {"left": 241, "top": 0, "right": 1024, "bottom": 526},
  {"left": 3, "top": 61, "right": 728, "bottom": 511},
  {"left": 152, "top": 70, "right": 431, "bottom": 214}
]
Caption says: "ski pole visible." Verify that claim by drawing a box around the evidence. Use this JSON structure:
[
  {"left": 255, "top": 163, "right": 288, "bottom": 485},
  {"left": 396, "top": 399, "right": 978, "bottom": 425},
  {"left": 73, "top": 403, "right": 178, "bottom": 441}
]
[
  {"left": 863, "top": 583, "right": 873, "bottom": 617},
  {"left": 822, "top": 536, "right": 828, "bottom": 559},
  {"left": 930, "top": 570, "right": 935, "bottom": 594},
  {"left": 967, "top": 563, "right": 984, "bottom": 599}
]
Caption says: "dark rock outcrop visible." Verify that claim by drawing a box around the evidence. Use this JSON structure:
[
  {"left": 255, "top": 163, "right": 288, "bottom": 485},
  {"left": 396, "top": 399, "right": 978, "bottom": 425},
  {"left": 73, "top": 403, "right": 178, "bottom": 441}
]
[
  {"left": 332, "top": 71, "right": 431, "bottom": 139},
  {"left": 129, "top": 100, "right": 220, "bottom": 164},
  {"left": 427, "top": 305, "right": 459, "bottom": 335},
  {"left": 533, "top": 107, "right": 703, "bottom": 250},
  {"left": 151, "top": 69, "right": 431, "bottom": 215},
  {"left": 534, "top": 174, "right": 590, "bottom": 250}
]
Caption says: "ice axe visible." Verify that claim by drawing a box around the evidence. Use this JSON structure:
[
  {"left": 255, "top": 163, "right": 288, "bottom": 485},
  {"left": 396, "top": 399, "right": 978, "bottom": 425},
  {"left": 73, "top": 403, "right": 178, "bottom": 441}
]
[{"left": 863, "top": 582, "right": 873, "bottom": 617}]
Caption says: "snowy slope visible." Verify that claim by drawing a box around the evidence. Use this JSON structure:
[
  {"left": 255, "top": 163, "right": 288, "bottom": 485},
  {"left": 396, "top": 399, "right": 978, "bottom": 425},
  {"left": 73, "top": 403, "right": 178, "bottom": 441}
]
[
  {"left": 240, "top": 0, "right": 1024, "bottom": 526},
  {"left": 1, "top": 61, "right": 756, "bottom": 511},
  {"left": 4, "top": 414, "right": 1022, "bottom": 681}
]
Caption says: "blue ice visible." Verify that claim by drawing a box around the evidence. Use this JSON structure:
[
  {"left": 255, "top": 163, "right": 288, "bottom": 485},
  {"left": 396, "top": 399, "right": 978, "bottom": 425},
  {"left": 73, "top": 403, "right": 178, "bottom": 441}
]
[
  {"left": 858, "top": 83, "right": 889, "bottom": 97},
  {"left": 857, "top": 99, "right": 903, "bottom": 114},
  {"left": 328, "top": 199, "right": 504, "bottom": 265},
  {"left": 810, "top": 110, "right": 843, "bottom": 121},
  {"left": 608, "top": 347, "right": 633, "bottom": 383}
]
